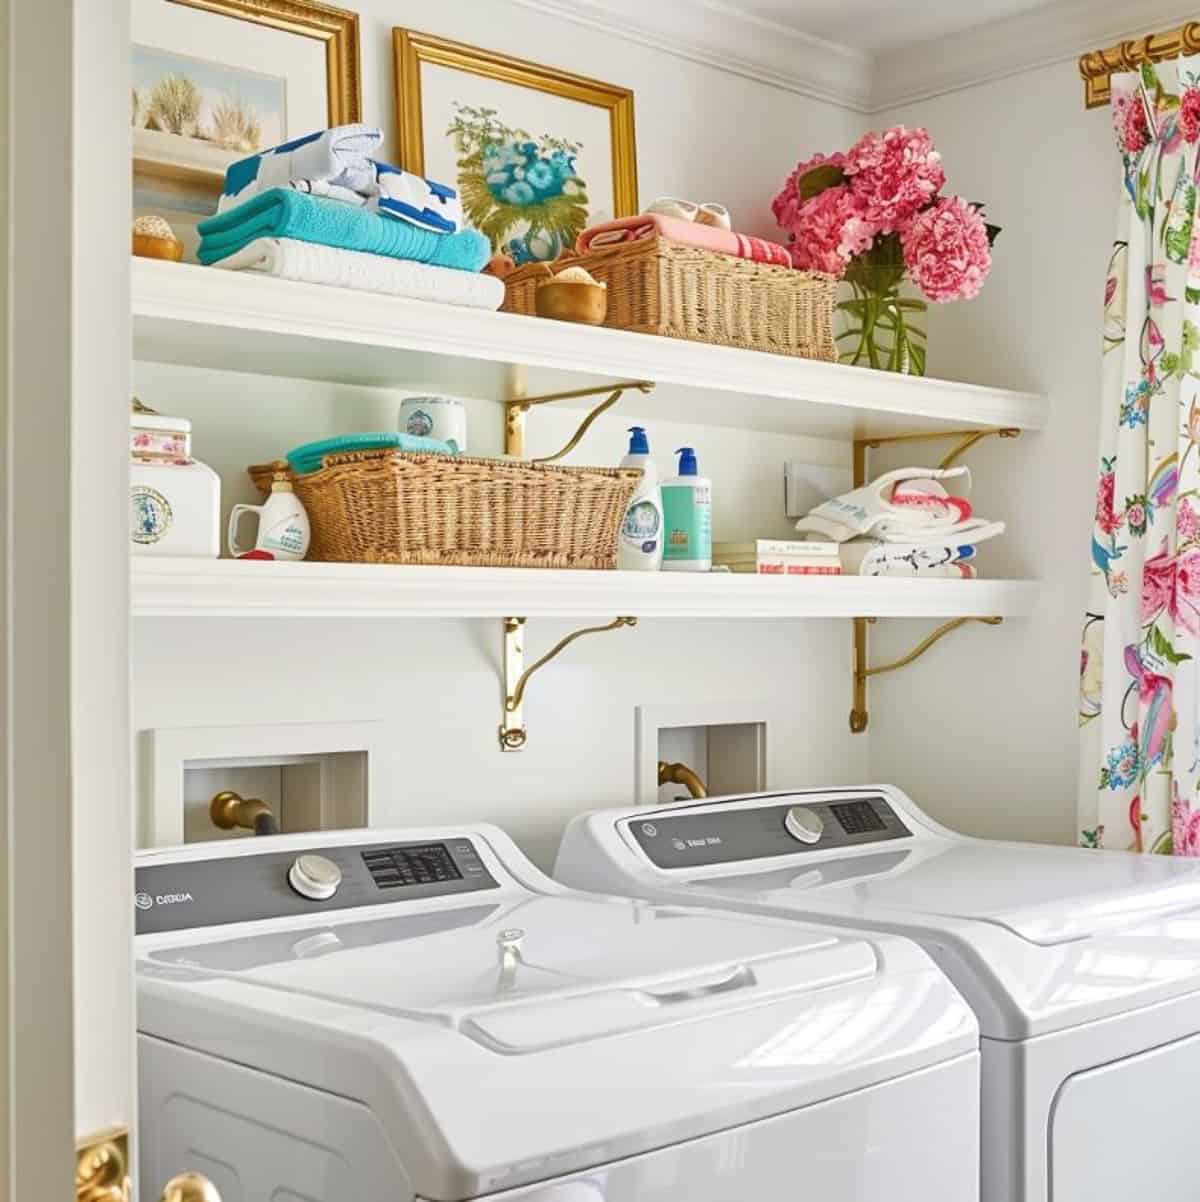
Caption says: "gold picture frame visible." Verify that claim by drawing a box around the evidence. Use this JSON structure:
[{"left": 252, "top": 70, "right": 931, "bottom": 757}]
[
  {"left": 393, "top": 28, "right": 637, "bottom": 258},
  {"left": 168, "top": 0, "right": 362, "bottom": 123}
]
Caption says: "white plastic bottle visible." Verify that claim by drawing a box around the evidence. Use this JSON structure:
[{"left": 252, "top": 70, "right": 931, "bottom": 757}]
[
  {"left": 227, "top": 471, "right": 311, "bottom": 561},
  {"left": 661, "top": 447, "right": 712, "bottom": 572},
  {"left": 617, "top": 426, "right": 664, "bottom": 571}
]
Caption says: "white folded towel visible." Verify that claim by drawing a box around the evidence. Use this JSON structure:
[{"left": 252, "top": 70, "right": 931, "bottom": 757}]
[
  {"left": 840, "top": 520, "right": 1006, "bottom": 576},
  {"left": 797, "top": 465, "right": 977, "bottom": 544},
  {"left": 210, "top": 237, "right": 506, "bottom": 311}
]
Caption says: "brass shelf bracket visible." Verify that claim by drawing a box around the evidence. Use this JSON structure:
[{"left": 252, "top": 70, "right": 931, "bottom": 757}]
[
  {"left": 849, "top": 425, "right": 1020, "bottom": 733},
  {"left": 851, "top": 616, "right": 1002, "bottom": 733},
  {"left": 501, "top": 615, "right": 638, "bottom": 751},
  {"left": 504, "top": 380, "right": 655, "bottom": 461}
]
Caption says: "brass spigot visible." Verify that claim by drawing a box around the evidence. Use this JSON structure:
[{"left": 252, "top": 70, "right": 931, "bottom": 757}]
[
  {"left": 210, "top": 790, "right": 278, "bottom": 835},
  {"left": 658, "top": 760, "right": 708, "bottom": 799}
]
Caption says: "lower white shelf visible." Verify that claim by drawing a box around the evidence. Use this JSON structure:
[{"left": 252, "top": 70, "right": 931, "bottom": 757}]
[{"left": 131, "top": 559, "right": 1040, "bottom": 620}]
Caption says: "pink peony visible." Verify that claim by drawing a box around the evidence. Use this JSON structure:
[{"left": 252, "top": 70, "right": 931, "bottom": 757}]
[
  {"left": 1113, "top": 91, "right": 1150, "bottom": 154},
  {"left": 901, "top": 196, "right": 992, "bottom": 302},
  {"left": 787, "top": 185, "right": 876, "bottom": 278},
  {"left": 1173, "top": 789, "right": 1200, "bottom": 856},
  {"left": 1183, "top": 88, "right": 1200, "bottom": 144},
  {"left": 1143, "top": 546, "right": 1200, "bottom": 634},
  {"left": 1179, "top": 498, "right": 1200, "bottom": 547},
  {"left": 1096, "top": 471, "right": 1121, "bottom": 534},
  {"left": 845, "top": 126, "right": 945, "bottom": 234},
  {"left": 771, "top": 151, "right": 847, "bottom": 233}
]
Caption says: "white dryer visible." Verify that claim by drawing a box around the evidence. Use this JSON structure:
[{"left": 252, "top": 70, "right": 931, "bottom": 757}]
[
  {"left": 135, "top": 823, "right": 980, "bottom": 1202},
  {"left": 556, "top": 786, "right": 1200, "bottom": 1202}
]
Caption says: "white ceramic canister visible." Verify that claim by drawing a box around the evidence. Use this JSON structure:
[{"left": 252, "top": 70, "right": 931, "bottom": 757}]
[
  {"left": 398, "top": 395, "right": 467, "bottom": 452},
  {"left": 130, "top": 459, "right": 221, "bottom": 557}
]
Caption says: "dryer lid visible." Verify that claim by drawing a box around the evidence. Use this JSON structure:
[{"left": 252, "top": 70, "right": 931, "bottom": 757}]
[{"left": 702, "top": 842, "right": 1200, "bottom": 946}]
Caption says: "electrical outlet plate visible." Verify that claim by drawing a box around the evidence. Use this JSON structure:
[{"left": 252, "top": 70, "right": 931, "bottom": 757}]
[{"left": 784, "top": 462, "right": 851, "bottom": 519}]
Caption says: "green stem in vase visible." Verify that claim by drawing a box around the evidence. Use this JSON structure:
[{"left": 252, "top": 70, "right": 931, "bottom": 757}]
[{"left": 838, "top": 260, "right": 928, "bottom": 376}]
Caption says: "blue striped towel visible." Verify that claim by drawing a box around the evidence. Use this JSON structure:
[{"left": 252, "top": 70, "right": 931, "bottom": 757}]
[
  {"left": 220, "top": 125, "right": 463, "bottom": 234},
  {"left": 287, "top": 432, "right": 457, "bottom": 475},
  {"left": 197, "top": 190, "right": 490, "bottom": 272}
]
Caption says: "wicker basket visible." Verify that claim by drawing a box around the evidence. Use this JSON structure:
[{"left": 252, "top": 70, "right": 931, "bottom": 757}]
[
  {"left": 249, "top": 451, "right": 640, "bottom": 570},
  {"left": 502, "top": 238, "right": 836, "bottom": 361}
]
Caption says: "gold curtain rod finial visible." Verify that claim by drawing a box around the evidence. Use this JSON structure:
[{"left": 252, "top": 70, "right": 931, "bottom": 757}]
[{"left": 1079, "top": 21, "right": 1200, "bottom": 107}]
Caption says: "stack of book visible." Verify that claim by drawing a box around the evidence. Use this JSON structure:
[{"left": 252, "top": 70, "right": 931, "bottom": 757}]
[{"left": 713, "top": 539, "right": 842, "bottom": 576}]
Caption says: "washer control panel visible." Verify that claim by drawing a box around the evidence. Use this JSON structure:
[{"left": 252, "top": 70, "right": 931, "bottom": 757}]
[
  {"left": 135, "top": 837, "right": 499, "bottom": 935},
  {"left": 626, "top": 794, "right": 910, "bottom": 870}
]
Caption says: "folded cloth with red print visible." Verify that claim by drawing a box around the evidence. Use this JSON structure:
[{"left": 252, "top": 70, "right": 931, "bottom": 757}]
[
  {"left": 577, "top": 212, "right": 794, "bottom": 267},
  {"left": 795, "top": 466, "right": 1004, "bottom": 577}
]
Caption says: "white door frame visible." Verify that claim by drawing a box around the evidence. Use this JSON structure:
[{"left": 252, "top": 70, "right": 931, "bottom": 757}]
[{"left": 2, "top": 0, "right": 132, "bottom": 1196}]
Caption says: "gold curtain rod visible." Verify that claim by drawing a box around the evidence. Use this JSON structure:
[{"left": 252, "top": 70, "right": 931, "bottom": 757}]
[{"left": 1079, "top": 21, "right": 1200, "bottom": 108}]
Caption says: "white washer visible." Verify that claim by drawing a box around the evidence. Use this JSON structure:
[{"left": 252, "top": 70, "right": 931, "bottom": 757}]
[
  {"left": 556, "top": 786, "right": 1200, "bottom": 1202},
  {"left": 136, "top": 823, "right": 980, "bottom": 1202}
]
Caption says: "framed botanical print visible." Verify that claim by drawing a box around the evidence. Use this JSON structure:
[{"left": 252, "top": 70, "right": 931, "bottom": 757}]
[
  {"left": 393, "top": 29, "right": 638, "bottom": 265},
  {"left": 132, "top": 0, "right": 361, "bottom": 254}
]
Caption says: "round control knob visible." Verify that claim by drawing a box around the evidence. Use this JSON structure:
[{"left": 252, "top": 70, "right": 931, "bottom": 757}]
[
  {"left": 785, "top": 806, "right": 824, "bottom": 845},
  {"left": 288, "top": 854, "right": 342, "bottom": 901}
]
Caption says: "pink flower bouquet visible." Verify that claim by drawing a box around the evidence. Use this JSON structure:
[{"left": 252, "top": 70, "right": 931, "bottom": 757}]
[{"left": 772, "top": 127, "right": 999, "bottom": 374}]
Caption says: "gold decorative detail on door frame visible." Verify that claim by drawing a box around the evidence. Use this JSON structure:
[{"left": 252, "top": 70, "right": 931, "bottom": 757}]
[{"left": 76, "top": 1128, "right": 131, "bottom": 1202}]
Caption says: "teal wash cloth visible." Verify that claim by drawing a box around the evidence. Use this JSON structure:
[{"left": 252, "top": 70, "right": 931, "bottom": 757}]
[
  {"left": 197, "top": 189, "right": 490, "bottom": 272},
  {"left": 287, "top": 431, "right": 457, "bottom": 475}
]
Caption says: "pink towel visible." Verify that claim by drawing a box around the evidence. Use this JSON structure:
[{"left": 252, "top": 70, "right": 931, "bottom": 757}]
[{"left": 578, "top": 213, "right": 795, "bottom": 268}]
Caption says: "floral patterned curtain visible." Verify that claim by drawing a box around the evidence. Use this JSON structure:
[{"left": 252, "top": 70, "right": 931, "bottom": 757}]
[{"left": 1080, "top": 57, "right": 1200, "bottom": 854}]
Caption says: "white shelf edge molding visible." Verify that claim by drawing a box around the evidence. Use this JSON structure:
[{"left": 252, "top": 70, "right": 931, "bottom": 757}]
[
  {"left": 132, "top": 261, "right": 1049, "bottom": 438},
  {"left": 132, "top": 559, "right": 1040, "bottom": 621}
]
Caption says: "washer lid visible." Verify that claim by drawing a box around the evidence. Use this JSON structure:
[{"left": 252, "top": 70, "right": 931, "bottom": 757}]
[
  {"left": 142, "top": 894, "right": 879, "bottom": 1039},
  {"left": 138, "top": 893, "right": 976, "bottom": 1198}
]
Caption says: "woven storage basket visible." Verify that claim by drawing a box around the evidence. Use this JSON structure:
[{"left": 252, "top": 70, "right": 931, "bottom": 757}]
[
  {"left": 502, "top": 238, "right": 837, "bottom": 361},
  {"left": 249, "top": 451, "right": 640, "bottom": 570}
]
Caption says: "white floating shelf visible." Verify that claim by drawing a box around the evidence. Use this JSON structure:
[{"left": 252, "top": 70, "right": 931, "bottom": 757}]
[
  {"left": 132, "top": 260, "right": 1049, "bottom": 441},
  {"left": 132, "top": 559, "right": 1040, "bottom": 621}
]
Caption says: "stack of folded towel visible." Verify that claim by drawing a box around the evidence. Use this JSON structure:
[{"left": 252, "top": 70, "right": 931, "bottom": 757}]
[
  {"left": 577, "top": 199, "right": 795, "bottom": 268},
  {"left": 197, "top": 124, "right": 502, "bottom": 310},
  {"left": 795, "top": 466, "right": 1004, "bottom": 578}
]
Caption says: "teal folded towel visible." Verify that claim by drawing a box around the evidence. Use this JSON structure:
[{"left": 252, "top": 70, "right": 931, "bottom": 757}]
[
  {"left": 197, "top": 189, "right": 490, "bottom": 272},
  {"left": 287, "top": 431, "right": 456, "bottom": 475}
]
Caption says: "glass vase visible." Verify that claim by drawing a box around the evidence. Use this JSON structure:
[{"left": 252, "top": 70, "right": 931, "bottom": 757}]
[{"left": 838, "top": 245, "right": 928, "bottom": 376}]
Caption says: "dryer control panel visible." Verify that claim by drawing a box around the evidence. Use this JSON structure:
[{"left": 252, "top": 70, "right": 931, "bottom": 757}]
[
  {"left": 135, "top": 836, "right": 499, "bottom": 935},
  {"left": 626, "top": 794, "right": 911, "bottom": 870}
]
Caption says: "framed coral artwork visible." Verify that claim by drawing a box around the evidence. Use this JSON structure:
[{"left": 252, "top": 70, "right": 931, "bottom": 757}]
[
  {"left": 393, "top": 29, "right": 638, "bottom": 264},
  {"left": 132, "top": 0, "right": 361, "bottom": 255}
]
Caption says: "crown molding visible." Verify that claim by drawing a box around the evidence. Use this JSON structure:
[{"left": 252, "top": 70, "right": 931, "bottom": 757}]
[
  {"left": 869, "top": 0, "right": 1200, "bottom": 112},
  {"left": 508, "top": 0, "right": 875, "bottom": 111},
  {"left": 509, "top": 0, "right": 1200, "bottom": 116}
]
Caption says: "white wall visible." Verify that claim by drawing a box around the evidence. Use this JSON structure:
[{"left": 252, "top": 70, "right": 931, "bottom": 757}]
[
  {"left": 131, "top": 0, "right": 867, "bottom": 868},
  {"left": 866, "top": 62, "right": 1115, "bottom": 844}
]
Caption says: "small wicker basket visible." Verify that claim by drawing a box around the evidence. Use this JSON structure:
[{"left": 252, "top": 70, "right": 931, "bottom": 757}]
[
  {"left": 249, "top": 451, "right": 640, "bottom": 570},
  {"left": 503, "top": 238, "right": 837, "bottom": 361}
]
